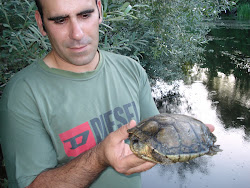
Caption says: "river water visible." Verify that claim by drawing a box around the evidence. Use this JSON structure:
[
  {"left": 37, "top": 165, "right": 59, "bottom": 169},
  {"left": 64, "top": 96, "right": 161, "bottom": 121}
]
[{"left": 142, "top": 20, "right": 250, "bottom": 188}]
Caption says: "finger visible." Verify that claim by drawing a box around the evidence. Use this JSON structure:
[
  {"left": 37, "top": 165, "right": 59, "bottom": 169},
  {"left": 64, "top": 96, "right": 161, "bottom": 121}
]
[
  {"left": 116, "top": 153, "right": 156, "bottom": 174},
  {"left": 122, "top": 153, "right": 149, "bottom": 169},
  {"left": 127, "top": 120, "right": 137, "bottom": 129},
  {"left": 114, "top": 120, "right": 137, "bottom": 141},
  {"left": 125, "top": 161, "right": 156, "bottom": 175},
  {"left": 205, "top": 124, "right": 215, "bottom": 132}
]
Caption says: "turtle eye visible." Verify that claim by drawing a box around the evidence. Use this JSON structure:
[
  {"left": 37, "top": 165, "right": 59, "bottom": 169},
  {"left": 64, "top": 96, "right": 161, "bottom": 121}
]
[{"left": 132, "top": 139, "right": 139, "bottom": 144}]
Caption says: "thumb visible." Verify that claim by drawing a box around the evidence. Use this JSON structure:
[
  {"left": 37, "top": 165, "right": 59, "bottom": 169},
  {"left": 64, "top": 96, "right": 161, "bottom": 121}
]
[
  {"left": 127, "top": 119, "right": 137, "bottom": 129},
  {"left": 115, "top": 120, "right": 137, "bottom": 141},
  {"left": 205, "top": 124, "right": 215, "bottom": 132}
]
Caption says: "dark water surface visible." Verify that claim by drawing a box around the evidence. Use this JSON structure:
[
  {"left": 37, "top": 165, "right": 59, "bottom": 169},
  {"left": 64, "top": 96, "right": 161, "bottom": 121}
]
[{"left": 142, "top": 20, "right": 250, "bottom": 188}]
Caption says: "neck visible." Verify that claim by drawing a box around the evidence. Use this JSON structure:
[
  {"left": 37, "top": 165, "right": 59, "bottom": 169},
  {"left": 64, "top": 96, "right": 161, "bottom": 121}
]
[{"left": 43, "top": 50, "right": 100, "bottom": 73}]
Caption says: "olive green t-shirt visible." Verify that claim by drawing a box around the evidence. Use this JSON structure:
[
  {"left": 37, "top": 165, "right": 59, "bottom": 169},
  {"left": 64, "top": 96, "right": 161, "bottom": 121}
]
[{"left": 0, "top": 50, "right": 159, "bottom": 188}]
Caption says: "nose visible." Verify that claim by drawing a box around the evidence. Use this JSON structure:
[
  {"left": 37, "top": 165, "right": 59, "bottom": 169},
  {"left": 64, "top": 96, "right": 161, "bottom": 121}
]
[{"left": 69, "top": 20, "right": 84, "bottom": 41}]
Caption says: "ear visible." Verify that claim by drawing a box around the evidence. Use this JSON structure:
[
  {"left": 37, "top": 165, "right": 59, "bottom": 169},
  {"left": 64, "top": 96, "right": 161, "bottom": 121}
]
[
  {"left": 97, "top": 0, "right": 103, "bottom": 24},
  {"left": 35, "top": 10, "right": 47, "bottom": 36}
]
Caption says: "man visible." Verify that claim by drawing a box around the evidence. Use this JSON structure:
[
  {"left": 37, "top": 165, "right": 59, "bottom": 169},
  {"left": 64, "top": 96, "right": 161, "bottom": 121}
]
[{"left": 0, "top": 0, "right": 159, "bottom": 187}]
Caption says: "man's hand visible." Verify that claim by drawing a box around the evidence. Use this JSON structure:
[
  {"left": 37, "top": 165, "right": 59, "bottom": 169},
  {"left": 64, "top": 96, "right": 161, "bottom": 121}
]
[{"left": 99, "top": 120, "right": 156, "bottom": 175}]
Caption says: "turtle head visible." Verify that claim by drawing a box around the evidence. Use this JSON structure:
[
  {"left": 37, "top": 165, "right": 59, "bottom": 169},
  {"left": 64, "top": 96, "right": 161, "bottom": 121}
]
[
  {"left": 128, "top": 128, "right": 159, "bottom": 163},
  {"left": 128, "top": 127, "right": 146, "bottom": 153}
]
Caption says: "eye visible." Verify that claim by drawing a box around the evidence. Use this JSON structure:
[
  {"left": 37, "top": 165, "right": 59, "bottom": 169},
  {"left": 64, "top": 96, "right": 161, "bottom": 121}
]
[
  {"left": 132, "top": 139, "right": 139, "bottom": 144},
  {"left": 54, "top": 18, "right": 66, "bottom": 24},
  {"left": 81, "top": 13, "right": 90, "bottom": 19}
]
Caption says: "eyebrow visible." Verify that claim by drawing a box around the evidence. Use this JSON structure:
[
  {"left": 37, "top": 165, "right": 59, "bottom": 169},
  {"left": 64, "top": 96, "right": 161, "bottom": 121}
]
[{"left": 48, "top": 9, "right": 95, "bottom": 21}]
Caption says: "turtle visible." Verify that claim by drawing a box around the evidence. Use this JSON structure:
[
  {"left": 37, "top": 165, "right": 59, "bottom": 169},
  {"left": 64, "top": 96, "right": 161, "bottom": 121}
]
[{"left": 127, "top": 113, "right": 222, "bottom": 164}]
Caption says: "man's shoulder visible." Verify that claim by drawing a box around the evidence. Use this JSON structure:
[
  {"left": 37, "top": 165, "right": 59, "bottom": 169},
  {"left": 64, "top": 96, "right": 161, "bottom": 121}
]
[
  {"left": 99, "top": 50, "right": 149, "bottom": 84},
  {"left": 2, "top": 61, "right": 41, "bottom": 98},
  {"left": 8, "top": 61, "right": 41, "bottom": 83},
  {"left": 100, "top": 50, "right": 137, "bottom": 63},
  {"left": 100, "top": 50, "right": 143, "bottom": 70}
]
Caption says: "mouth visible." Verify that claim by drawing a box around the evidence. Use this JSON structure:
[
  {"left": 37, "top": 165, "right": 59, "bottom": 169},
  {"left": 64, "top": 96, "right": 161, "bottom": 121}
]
[{"left": 69, "top": 45, "right": 88, "bottom": 52}]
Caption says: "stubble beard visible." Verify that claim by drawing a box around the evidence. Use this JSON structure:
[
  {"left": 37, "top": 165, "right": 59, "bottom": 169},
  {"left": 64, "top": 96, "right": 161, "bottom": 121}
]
[{"left": 54, "top": 36, "right": 98, "bottom": 67}]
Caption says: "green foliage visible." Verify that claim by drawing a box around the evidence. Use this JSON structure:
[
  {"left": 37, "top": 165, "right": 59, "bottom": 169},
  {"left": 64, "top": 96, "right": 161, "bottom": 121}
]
[
  {"left": 99, "top": 0, "right": 237, "bottom": 82},
  {"left": 0, "top": 0, "right": 50, "bottom": 63},
  {"left": 237, "top": 3, "right": 250, "bottom": 20}
]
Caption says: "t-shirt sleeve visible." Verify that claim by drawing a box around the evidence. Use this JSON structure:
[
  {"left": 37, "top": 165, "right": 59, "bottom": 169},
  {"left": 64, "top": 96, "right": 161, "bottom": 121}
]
[
  {"left": 138, "top": 67, "right": 159, "bottom": 120},
  {"left": 0, "top": 80, "right": 57, "bottom": 187}
]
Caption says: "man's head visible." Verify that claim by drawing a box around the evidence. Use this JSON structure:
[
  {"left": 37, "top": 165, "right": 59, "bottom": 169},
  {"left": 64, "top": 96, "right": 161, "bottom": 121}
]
[{"left": 34, "top": 0, "right": 102, "bottom": 70}]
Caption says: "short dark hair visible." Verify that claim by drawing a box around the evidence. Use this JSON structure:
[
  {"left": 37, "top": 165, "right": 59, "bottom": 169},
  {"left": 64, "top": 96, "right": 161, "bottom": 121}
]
[
  {"left": 35, "top": 0, "right": 45, "bottom": 30},
  {"left": 34, "top": 0, "right": 42, "bottom": 16}
]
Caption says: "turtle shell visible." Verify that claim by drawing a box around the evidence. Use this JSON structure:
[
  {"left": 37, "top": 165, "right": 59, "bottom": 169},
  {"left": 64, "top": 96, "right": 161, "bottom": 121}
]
[{"left": 128, "top": 113, "right": 222, "bottom": 164}]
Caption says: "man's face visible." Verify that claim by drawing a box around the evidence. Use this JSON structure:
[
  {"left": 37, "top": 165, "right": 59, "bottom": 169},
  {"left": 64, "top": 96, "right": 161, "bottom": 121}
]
[{"left": 37, "top": 0, "right": 102, "bottom": 67}]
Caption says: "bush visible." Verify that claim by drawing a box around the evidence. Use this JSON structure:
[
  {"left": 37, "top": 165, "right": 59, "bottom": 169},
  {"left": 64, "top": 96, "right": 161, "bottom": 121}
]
[
  {"left": 237, "top": 3, "right": 250, "bottom": 20},
  {"left": 99, "top": 0, "right": 237, "bottom": 82},
  {"left": 0, "top": 0, "right": 50, "bottom": 61}
]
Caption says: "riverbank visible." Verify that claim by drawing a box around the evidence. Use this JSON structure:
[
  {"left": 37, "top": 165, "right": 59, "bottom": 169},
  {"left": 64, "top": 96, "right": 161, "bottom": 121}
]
[{"left": 220, "top": 2, "right": 250, "bottom": 21}]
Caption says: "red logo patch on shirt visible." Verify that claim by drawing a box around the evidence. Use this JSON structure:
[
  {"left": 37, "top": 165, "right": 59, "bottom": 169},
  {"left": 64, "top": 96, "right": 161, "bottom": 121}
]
[{"left": 59, "top": 122, "right": 96, "bottom": 157}]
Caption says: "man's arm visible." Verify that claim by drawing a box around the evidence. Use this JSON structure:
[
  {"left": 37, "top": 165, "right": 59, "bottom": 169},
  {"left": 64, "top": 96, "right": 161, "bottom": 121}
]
[
  {"left": 28, "top": 143, "right": 105, "bottom": 188},
  {"left": 27, "top": 120, "right": 155, "bottom": 188}
]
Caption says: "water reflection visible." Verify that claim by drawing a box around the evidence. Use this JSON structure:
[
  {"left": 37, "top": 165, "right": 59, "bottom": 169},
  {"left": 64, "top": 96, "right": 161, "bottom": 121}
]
[
  {"left": 158, "top": 157, "right": 210, "bottom": 181},
  {"left": 202, "top": 24, "right": 250, "bottom": 133},
  {"left": 210, "top": 19, "right": 250, "bottom": 30},
  {"left": 188, "top": 66, "right": 250, "bottom": 134},
  {"left": 142, "top": 20, "right": 250, "bottom": 188},
  {"left": 207, "top": 72, "right": 250, "bottom": 132}
]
